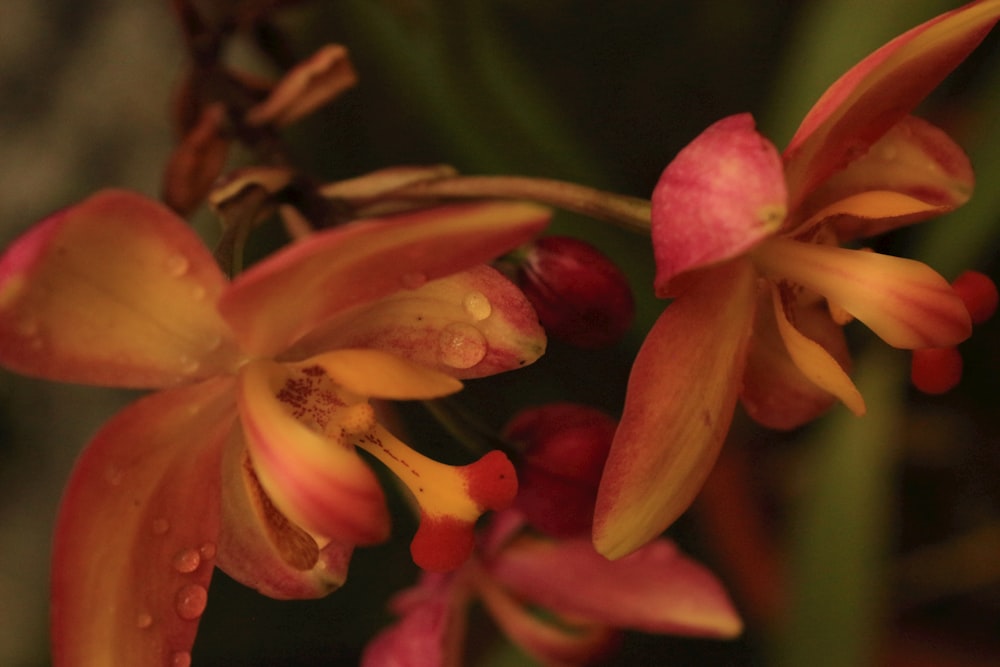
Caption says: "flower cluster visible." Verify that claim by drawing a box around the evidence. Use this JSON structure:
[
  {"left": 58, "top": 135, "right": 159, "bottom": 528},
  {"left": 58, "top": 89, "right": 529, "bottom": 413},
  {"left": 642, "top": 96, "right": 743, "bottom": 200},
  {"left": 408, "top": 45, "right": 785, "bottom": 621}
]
[{"left": 1, "top": 1, "right": 998, "bottom": 665}]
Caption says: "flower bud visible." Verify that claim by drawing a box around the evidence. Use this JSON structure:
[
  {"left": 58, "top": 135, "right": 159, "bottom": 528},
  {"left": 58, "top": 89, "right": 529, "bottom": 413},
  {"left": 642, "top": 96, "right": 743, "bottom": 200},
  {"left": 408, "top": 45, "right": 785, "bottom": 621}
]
[
  {"left": 513, "top": 236, "right": 634, "bottom": 348},
  {"left": 504, "top": 403, "right": 617, "bottom": 538}
]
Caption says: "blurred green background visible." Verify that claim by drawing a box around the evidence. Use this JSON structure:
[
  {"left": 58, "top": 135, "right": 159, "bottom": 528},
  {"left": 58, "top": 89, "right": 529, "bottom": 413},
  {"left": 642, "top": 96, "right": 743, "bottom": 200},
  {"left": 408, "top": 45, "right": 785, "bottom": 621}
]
[{"left": 1, "top": 1, "right": 998, "bottom": 665}]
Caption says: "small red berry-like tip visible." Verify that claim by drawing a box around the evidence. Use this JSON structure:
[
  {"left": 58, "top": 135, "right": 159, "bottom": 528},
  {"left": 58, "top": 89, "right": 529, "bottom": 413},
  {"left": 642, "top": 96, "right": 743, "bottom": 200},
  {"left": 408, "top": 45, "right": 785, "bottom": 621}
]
[
  {"left": 951, "top": 270, "right": 998, "bottom": 325},
  {"left": 461, "top": 450, "right": 518, "bottom": 510},
  {"left": 410, "top": 514, "right": 475, "bottom": 572},
  {"left": 911, "top": 347, "right": 963, "bottom": 395}
]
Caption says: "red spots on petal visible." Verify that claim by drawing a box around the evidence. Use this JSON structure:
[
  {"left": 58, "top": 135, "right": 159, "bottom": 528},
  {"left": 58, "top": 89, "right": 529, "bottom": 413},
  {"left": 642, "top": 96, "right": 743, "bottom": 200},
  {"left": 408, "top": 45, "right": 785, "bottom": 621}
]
[{"left": 911, "top": 347, "right": 963, "bottom": 395}]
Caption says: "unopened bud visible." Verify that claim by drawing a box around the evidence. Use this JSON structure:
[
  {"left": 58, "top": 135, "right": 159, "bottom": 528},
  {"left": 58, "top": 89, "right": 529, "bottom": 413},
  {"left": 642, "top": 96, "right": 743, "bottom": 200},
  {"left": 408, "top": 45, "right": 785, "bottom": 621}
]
[
  {"left": 504, "top": 403, "right": 617, "bottom": 538},
  {"left": 512, "top": 236, "right": 634, "bottom": 348}
]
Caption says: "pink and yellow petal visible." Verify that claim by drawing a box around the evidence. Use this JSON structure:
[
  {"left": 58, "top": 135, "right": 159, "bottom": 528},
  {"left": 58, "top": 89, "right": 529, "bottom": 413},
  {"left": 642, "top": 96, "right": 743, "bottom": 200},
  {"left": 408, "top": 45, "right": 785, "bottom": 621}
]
[
  {"left": 784, "top": 0, "right": 1000, "bottom": 205},
  {"left": 236, "top": 359, "right": 390, "bottom": 545},
  {"left": 216, "top": 431, "right": 354, "bottom": 600},
  {"left": 51, "top": 377, "right": 237, "bottom": 667},
  {"left": 0, "top": 190, "right": 241, "bottom": 387},
  {"left": 741, "top": 292, "right": 850, "bottom": 430},
  {"left": 651, "top": 114, "right": 786, "bottom": 293},
  {"left": 219, "top": 202, "right": 550, "bottom": 357},
  {"left": 752, "top": 238, "right": 971, "bottom": 349},
  {"left": 284, "top": 265, "right": 546, "bottom": 378},
  {"left": 357, "top": 424, "right": 517, "bottom": 571},
  {"left": 793, "top": 116, "right": 974, "bottom": 238},
  {"left": 593, "top": 260, "right": 758, "bottom": 559},
  {"left": 489, "top": 536, "right": 742, "bottom": 638}
]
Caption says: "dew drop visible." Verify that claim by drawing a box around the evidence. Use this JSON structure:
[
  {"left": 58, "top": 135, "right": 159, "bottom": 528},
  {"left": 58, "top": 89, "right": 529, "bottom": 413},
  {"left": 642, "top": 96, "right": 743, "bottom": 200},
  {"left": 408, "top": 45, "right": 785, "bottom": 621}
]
[
  {"left": 165, "top": 255, "right": 190, "bottom": 277},
  {"left": 136, "top": 611, "right": 153, "bottom": 629},
  {"left": 437, "top": 323, "right": 487, "bottom": 369},
  {"left": 400, "top": 272, "right": 427, "bottom": 290},
  {"left": 174, "top": 584, "right": 208, "bottom": 620},
  {"left": 199, "top": 542, "right": 217, "bottom": 560},
  {"left": 178, "top": 356, "right": 201, "bottom": 374},
  {"left": 104, "top": 464, "right": 123, "bottom": 487},
  {"left": 172, "top": 548, "right": 202, "bottom": 574},
  {"left": 151, "top": 518, "right": 170, "bottom": 536},
  {"left": 190, "top": 285, "right": 207, "bottom": 301},
  {"left": 171, "top": 650, "right": 192, "bottom": 667},
  {"left": 462, "top": 291, "right": 492, "bottom": 321},
  {"left": 16, "top": 318, "right": 39, "bottom": 337}
]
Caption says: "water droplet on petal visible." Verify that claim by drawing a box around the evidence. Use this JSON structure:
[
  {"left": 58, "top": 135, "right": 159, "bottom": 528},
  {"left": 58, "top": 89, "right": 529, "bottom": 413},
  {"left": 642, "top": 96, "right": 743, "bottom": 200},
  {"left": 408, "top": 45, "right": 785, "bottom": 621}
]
[
  {"left": 104, "top": 465, "right": 123, "bottom": 486},
  {"left": 165, "top": 255, "right": 190, "bottom": 277},
  {"left": 462, "top": 291, "right": 492, "bottom": 321},
  {"left": 172, "top": 548, "right": 202, "bottom": 574},
  {"left": 136, "top": 612, "right": 153, "bottom": 629},
  {"left": 190, "top": 285, "right": 206, "bottom": 301},
  {"left": 437, "top": 323, "right": 487, "bottom": 369},
  {"left": 16, "top": 318, "right": 39, "bottom": 337},
  {"left": 199, "top": 542, "right": 217, "bottom": 560},
  {"left": 151, "top": 518, "right": 170, "bottom": 536},
  {"left": 171, "top": 651, "right": 192, "bottom": 667},
  {"left": 400, "top": 272, "right": 427, "bottom": 290},
  {"left": 178, "top": 356, "right": 200, "bottom": 374},
  {"left": 174, "top": 584, "right": 208, "bottom": 620}
]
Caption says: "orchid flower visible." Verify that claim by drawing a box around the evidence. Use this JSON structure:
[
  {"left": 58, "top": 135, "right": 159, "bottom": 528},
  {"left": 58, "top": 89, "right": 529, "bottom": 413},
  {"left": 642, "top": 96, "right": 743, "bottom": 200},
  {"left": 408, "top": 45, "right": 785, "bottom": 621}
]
[
  {"left": 362, "top": 512, "right": 742, "bottom": 667},
  {"left": 594, "top": 0, "right": 1000, "bottom": 559},
  {"left": 0, "top": 190, "right": 549, "bottom": 666}
]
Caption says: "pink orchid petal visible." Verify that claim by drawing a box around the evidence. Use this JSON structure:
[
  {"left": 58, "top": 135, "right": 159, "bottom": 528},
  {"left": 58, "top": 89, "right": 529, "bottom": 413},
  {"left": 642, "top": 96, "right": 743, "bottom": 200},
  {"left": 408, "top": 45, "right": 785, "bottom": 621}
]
[
  {"left": 476, "top": 572, "right": 620, "bottom": 666},
  {"left": 651, "top": 114, "right": 786, "bottom": 293},
  {"left": 593, "top": 260, "right": 758, "bottom": 559},
  {"left": 752, "top": 238, "right": 972, "bottom": 349},
  {"left": 0, "top": 190, "right": 241, "bottom": 387},
  {"left": 362, "top": 573, "right": 471, "bottom": 667},
  {"left": 236, "top": 359, "right": 391, "bottom": 545},
  {"left": 741, "top": 292, "right": 850, "bottom": 430},
  {"left": 220, "top": 202, "right": 550, "bottom": 357},
  {"left": 784, "top": 0, "right": 1000, "bottom": 205},
  {"left": 216, "top": 432, "right": 354, "bottom": 600},
  {"left": 51, "top": 377, "right": 236, "bottom": 667},
  {"left": 490, "top": 536, "right": 743, "bottom": 638},
  {"left": 768, "top": 286, "right": 866, "bottom": 416},
  {"left": 285, "top": 265, "right": 546, "bottom": 379},
  {"left": 793, "top": 116, "right": 974, "bottom": 238}
]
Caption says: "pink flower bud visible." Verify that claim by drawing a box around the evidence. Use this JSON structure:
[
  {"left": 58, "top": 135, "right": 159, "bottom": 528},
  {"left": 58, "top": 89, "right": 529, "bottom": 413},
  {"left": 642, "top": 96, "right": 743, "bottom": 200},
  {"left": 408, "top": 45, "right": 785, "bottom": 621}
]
[
  {"left": 504, "top": 403, "right": 618, "bottom": 538},
  {"left": 514, "top": 236, "right": 634, "bottom": 348}
]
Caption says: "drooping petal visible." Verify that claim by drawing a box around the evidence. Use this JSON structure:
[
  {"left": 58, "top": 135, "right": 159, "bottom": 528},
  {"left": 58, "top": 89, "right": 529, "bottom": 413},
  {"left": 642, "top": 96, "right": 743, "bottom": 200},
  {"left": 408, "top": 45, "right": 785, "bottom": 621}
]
[
  {"left": 792, "top": 116, "right": 974, "bottom": 238},
  {"left": 593, "top": 260, "right": 758, "bottom": 559},
  {"left": 741, "top": 291, "right": 851, "bottom": 430},
  {"left": 784, "top": 0, "right": 1000, "bottom": 206},
  {"left": 651, "top": 114, "right": 786, "bottom": 294},
  {"left": 219, "top": 202, "right": 550, "bottom": 357},
  {"left": 476, "top": 573, "right": 620, "bottom": 666},
  {"left": 216, "top": 432, "right": 354, "bottom": 600},
  {"left": 0, "top": 190, "right": 241, "bottom": 387},
  {"left": 357, "top": 424, "right": 518, "bottom": 572},
  {"left": 768, "top": 286, "right": 866, "bottom": 416},
  {"left": 489, "top": 536, "right": 743, "bottom": 638},
  {"left": 752, "top": 238, "right": 972, "bottom": 349},
  {"left": 236, "top": 359, "right": 391, "bottom": 545},
  {"left": 284, "top": 265, "right": 546, "bottom": 379},
  {"left": 361, "top": 572, "right": 471, "bottom": 667},
  {"left": 51, "top": 377, "right": 236, "bottom": 667}
]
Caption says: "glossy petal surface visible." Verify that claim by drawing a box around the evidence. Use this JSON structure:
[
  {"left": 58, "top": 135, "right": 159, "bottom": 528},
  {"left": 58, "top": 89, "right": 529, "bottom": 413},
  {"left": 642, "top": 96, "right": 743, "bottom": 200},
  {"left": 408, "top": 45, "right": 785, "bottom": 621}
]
[
  {"left": 490, "top": 536, "right": 743, "bottom": 638},
  {"left": 784, "top": 0, "right": 1000, "bottom": 205},
  {"left": 753, "top": 238, "right": 972, "bottom": 349},
  {"left": 594, "top": 261, "right": 757, "bottom": 558},
  {"left": 0, "top": 190, "right": 239, "bottom": 387},
  {"left": 285, "top": 266, "right": 545, "bottom": 379},
  {"left": 237, "top": 359, "right": 390, "bottom": 545},
  {"left": 51, "top": 377, "right": 236, "bottom": 667},
  {"left": 220, "top": 202, "right": 549, "bottom": 357},
  {"left": 652, "top": 114, "right": 786, "bottom": 293}
]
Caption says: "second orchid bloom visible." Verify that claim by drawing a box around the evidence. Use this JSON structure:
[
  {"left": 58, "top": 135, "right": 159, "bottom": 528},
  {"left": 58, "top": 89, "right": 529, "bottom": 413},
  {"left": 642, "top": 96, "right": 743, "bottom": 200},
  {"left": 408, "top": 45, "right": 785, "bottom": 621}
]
[{"left": 594, "top": 0, "right": 1000, "bottom": 559}]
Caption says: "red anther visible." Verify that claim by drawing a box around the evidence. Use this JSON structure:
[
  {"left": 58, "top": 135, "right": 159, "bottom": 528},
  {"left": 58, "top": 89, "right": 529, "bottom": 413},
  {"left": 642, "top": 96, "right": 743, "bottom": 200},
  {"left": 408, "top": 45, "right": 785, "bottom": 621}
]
[
  {"left": 951, "top": 270, "right": 998, "bottom": 325},
  {"left": 911, "top": 347, "right": 963, "bottom": 395}
]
